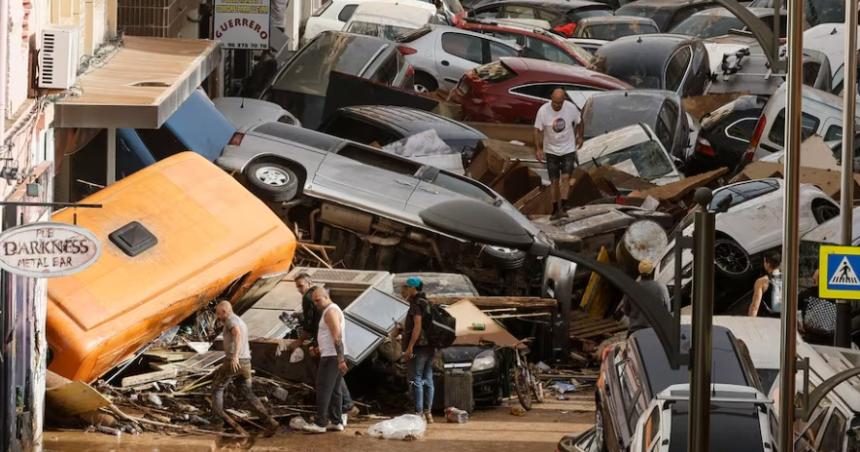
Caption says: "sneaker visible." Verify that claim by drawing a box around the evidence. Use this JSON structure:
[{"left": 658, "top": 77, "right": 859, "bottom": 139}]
[
  {"left": 424, "top": 411, "right": 434, "bottom": 424},
  {"left": 341, "top": 414, "right": 348, "bottom": 427},
  {"left": 326, "top": 423, "right": 345, "bottom": 432},
  {"left": 302, "top": 423, "right": 327, "bottom": 434}
]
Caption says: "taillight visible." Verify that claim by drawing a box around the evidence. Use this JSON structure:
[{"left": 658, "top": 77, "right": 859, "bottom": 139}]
[
  {"left": 229, "top": 132, "right": 245, "bottom": 146},
  {"left": 696, "top": 138, "right": 715, "bottom": 157},
  {"left": 397, "top": 45, "right": 417, "bottom": 55},
  {"left": 746, "top": 114, "right": 767, "bottom": 161},
  {"left": 553, "top": 22, "right": 576, "bottom": 37},
  {"left": 405, "top": 64, "right": 415, "bottom": 77}
]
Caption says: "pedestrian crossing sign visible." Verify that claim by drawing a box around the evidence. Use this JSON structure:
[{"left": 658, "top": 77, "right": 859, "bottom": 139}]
[{"left": 820, "top": 245, "right": 860, "bottom": 299}]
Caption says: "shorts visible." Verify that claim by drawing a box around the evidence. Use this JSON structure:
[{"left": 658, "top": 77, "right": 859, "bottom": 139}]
[{"left": 545, "top": 152, "right": 579, "bottom": 181}]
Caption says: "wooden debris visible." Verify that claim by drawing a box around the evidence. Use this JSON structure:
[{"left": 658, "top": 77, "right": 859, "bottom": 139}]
[
  {"left": 428, "top": 296, "right": 557, "bottom": 310},
  {"left": 121, "top": 369, "right": 178, "bottom": 388},
  {"left": 46, "top": 380, "right": 112, "bottom": 416},
  {"left": 580, "top": 247, "right": 612, "bottom": 318}
]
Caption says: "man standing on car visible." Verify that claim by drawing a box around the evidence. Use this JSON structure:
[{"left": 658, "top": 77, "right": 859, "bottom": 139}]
[
  {"left": 288, "top": 273, "right": 358, "bottom": 424},
  {"left": 303, "top": 287, "right": 349, "bottom": 433},
  {"left": 211, "top": 301, "right": 280, "bottom": 436},
  {"left": 534, "top": 87, "right": 583, "bottom": 220},
  {"left": 400, "top": 277, "right": 435, "bottom": 424}
]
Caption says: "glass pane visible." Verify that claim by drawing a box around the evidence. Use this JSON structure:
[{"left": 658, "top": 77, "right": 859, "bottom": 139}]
[
  {"left": 338, "top": 4, "right": 358, "bottom": 22},
  {"left": 442, "top": 32, "right": 483, "bottom": 63},
  {"left": 726, "top": 118, "right": 758, "bottom": 142},
  {"left": 344, "top": 287, "right": 410, "bottom": 333},
  {"left": 768, "top": 110, "right": 820, "bottom": 147},
  {"left": 338, "top": 145, "right": 421, "bottom": 175},
  {"left": 489, "top": 41, "right": 518, "bottom": 61},
  {"left": 819, "top": 411, "right": 846, "bottom": 452},
  {"left": 825, "top": 125, "right": 843, "bottom": 142},
  {"left": 665, "top": 47, "right": 691, "bottom": 92},
  {"left": 344, "top": 318, "right": 384, "bottom": 365},
  {"left": 503, "top": 5, "right": 536, "bottom": 18}
]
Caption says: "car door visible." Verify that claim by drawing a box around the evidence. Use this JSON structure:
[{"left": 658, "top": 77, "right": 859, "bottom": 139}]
[
  {"left": 437, "top": 31, "right": 485, "bottom": 89},
  {"left": 407, "top": 167, "right": 498, "bottom": 215},
  {"left": 312, "top": 143, "right": 420, "bottom": 211}
]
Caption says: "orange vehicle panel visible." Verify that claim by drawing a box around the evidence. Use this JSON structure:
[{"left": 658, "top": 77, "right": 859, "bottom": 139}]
[{"left": 47, "top": 152, "right": 296, "bottom": 382}]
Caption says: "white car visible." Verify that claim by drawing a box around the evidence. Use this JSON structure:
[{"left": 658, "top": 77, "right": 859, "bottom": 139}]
[
  {"left": 344, "top": 2, "right": 434, "bottom": 40},
  {"left": 577, "top": 124, "right": 684, "bottom": 186},
  {"left": 655, "top": 178, "right": 839, "bottom": 295},
  {"left": 302, "top": 0, "right": 462, "bottom": 44}
]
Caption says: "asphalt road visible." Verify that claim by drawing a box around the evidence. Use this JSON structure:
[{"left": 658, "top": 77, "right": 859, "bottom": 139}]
[{"left": 43, "top": 392, "right": 595, "bottom": 452}]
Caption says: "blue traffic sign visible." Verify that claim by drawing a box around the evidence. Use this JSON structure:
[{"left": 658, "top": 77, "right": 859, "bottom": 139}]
[{"left": 819, "top": 245, "right": 860, "bottom": 299}]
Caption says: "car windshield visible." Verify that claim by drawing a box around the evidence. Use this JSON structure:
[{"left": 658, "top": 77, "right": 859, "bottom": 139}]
[
  {"left": 272, "top": 33, "right": 388, "bottom": 96},
  {"left": 670, "top": 15, "right": 744, "bottom": 38},
  {"left": 668, "top": 402, "right": 765, "bottom": 452},
  {"left": 579, "top": 139, "right": 675, "bottom": 180},
  {"left": 346, "top": 21, "right": 417, "bottom": 40},
  {"left": 592, "top": 52, "right": 662, "bottom": 89},
  {"left": 580, "top": 22, "right": 658, "bottom": 40},
  {"left": 559, "top": 39, "right": 595, "bottom": 65}
]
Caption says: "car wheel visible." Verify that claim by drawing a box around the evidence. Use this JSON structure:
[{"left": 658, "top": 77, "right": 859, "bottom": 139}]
[
  {"left": 480, "top": 245, "right": 527, "bottom": 270},
  {"left": 414, "top": 72, "right": 438, "bottom": 93},
  {"left": 714, "top": 237, "right": 751, "bottom": 278},
  {"left": 244, "top": 162, "right": 299, "bottom": 203},
  {"left": 812, "top": 201, "right": 839, "bottom": 224}
]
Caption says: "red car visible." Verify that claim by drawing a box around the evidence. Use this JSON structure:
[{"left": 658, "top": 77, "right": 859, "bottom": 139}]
[
  {"left": 458, "top": 19, "right": 594, "bottom": 67},
  {"left": 449, "top": 57, "right": 631, "bottom": 124}
]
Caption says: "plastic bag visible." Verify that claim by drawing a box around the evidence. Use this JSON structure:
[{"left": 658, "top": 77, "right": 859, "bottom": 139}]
[
  {"left": 290, "top": 347, "right": 305, "bottom": 363},
  {"left": 367, "top": 414, "right": 427, "bottom": 440}
]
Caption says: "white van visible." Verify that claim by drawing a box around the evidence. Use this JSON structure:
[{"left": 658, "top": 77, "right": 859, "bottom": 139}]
[
  {"left": 344, "top": 2, "right": 434, "bottom": 40},
  {"left": 745, "top": 83, "right": 860, "bottom": 161},
  {"left": 302, "top": 0, "right": 463, "bottom": 44}
]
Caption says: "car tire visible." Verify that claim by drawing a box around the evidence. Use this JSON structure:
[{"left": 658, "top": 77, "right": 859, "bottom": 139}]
[
  {"left": 480, "top": 245, "right": 527, "bottom": 270},
  {"left": 414, "top": 72, "right": 438, "bottom": 93},
  {"left": 714, "top": 237, "right": 752, "bottom": 278},
  {"left": 812, "top": 200, "right": 839, "bottom": 224},
  {"left": 244, "top": 162, "right": 300, "bottom": 203}
]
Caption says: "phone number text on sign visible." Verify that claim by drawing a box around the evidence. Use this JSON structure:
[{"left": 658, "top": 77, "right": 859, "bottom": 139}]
[{"left": 214, "top": 0, "right": 270, "bottom": 50}]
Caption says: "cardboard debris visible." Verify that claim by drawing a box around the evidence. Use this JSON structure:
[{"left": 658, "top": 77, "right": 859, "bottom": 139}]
[
  {"left": 46, "top": 375, "right": 111, "bottom": 416},
  {"left": 447, "top": 300, "right": 524, "bottom": 349},
  {"left": 631, "top": 167, "right": 728, "bottom": 204},
  {"left": 428, "top": 296, "right": 557, "bottom": 310},
  {"left": 683, "top": 93, "right": 743, "bottom": 120},
  {"left": 465, "top": 122, "right": 535, "bottom": 146},
  {"left": 732, "top": 161, "right": 860, "bottom": 200}
]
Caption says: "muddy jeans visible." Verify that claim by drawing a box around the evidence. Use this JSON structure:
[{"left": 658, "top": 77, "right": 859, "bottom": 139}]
[
  {"left": 211, "top": 359, "right": 276, "bottom": 425},
  {"left": 407, "top": 348, "right": 435, "bottom": 413},
  {"left": 315, "top": 356, "right": 344, "bottom": 428}
]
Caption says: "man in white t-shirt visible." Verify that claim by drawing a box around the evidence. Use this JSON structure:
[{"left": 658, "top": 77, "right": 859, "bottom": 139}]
[{"left": 534, "top": 88, "right": 582, "bottom": 219}]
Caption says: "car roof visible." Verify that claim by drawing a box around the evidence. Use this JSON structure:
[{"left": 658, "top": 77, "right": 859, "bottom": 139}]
[
  {"left": 337, "top": 105, "right": 486, "bottom": 139},
  {"left": 689, "top": 6, "right": 782, "bottom": 18},
  {"left": 666, "top": 400, "right": 766, "bottom": 452},
  {"left": 349, "top": 1, "right": 434, "bottom": 25},
  {"left": 578, "top": 15, "right": 657, "bottom": 25},
  {"left": 631, "top": 325, "right": 751, "bottom": 397},
  {"left": 597, "top": 33, "right": 698, "bottom": 63},
  {"left": 418, "top": 24, "right": 522, "bottom": 45},
  {"left": 252, "top": 121, "right": 346, "bottom": 152},
  {"left": 619, "top": 0, "right": 714, "bottom": 9},
  {"left": 474, "top": 0, "right": 609, "bottom": 10},
  {"left": 500, "top": 56, "right": 625, "bottom": 86}
]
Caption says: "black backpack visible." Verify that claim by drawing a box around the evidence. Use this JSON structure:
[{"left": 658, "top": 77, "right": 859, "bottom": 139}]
[{"left": 422, "top": 301, "right": 457, "bottom": 348}]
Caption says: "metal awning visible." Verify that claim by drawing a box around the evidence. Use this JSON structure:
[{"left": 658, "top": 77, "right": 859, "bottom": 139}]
[{"left": 54, "top": 36, "right": 221, "bottom": 129}]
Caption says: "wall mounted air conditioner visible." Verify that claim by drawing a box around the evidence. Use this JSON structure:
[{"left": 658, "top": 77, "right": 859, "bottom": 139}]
[{"left": 38, "top": 26, "right": 80, "bottom": 89}]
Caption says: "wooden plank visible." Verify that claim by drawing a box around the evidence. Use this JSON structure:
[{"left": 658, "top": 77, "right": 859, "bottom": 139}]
[
  {"left": 580, "top": 247, "right": 612, "bottom": 317},
  {"left": 428, "top": 296, "right": 557, "bottom": 310},
  {"left": 121, "top": 368, "right": 178, "bottom": 388},
  {"left": 143, "top": 350, "right": 196, "bottom": 363},
  {"left": 46, "top": 381, "right": 111, "bottom": 416}
]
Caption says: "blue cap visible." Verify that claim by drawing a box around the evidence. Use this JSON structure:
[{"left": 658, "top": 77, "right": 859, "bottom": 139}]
[{"left": 405, "top": 277, "right": 423, "bottom": 288}]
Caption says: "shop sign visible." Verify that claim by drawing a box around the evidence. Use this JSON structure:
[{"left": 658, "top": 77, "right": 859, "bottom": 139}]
[
  {"left": 214, "top": 0, "right": 270, "bottom": 50},
  {"left": 0, "top": 222, "right": 101, "bottom": 278}
]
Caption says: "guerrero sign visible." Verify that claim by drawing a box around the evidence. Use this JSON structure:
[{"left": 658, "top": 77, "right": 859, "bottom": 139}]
[
  {"left": 214, "top": 0, "right": 270, "bottom": 50},
  {"left": 819, "top": 245, "right": 860, "bottom": 299},
  {"left": 0, "top": 222, "right": 101, "bottom": 278}
]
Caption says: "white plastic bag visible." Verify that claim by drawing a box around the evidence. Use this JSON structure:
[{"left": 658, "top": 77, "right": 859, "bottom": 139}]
[
  {"left": 289, "top": 347, "right": 305, "bottom": 363},
  {"left": 367, "top": 414, "right": 427, "bottom": 440}
]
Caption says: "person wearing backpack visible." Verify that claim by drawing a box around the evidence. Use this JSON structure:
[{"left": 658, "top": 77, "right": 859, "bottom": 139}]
[{"left": 400, "top": 277, "right": 436, "bottom": 424}]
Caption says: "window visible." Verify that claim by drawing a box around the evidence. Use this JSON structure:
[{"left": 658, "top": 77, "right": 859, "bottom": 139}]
[
  {"left": 489, "top": 41, "right": 518, "bottom": 61},
  {"left": 825, "top": 125, "right": 843, "bottom": 142},
  {"left": 656, "top": 101, "right": 679, "bottom": 151},
  {"left": 795, "top": 409, "right": 826, "bottom": 451},
  {"left": 278, "top": 114, "right": 297, "bottom": 125},
  {"left": 642, "top": 407, "right": 660, "bottom": 452},
  {"left": 431, "top": 173, "right": 496, "bottom": 202},
  {"left": 486, "top": 31, "right": 524, "bottom": 47},
  {"left": 581, "top": 23, "right": 658, "bottom": 40},
  {"left": 323, "top": 116, "right": 399, "bottom": 145},
  {"left": 511, "top": 84, "right": 555, "bottom": 99},
  {"left": 580, "top": 139, "right": 676, "bottom": 180},
  {"left": 535, "top": 8, "right": 564, "bottom": 25},
  {"left": 473, "top": 5, "right": 501, "bottom": 19},
  {"left": 819, "top": 410, "right": 847, "bottom": 452},
  {"left": 670, "top": 16, "right": 744, "bottom": 39},
  {"left": 725, "top": 118, "right": 759, "bottom": 142},
  {"left": 369, "top": 53, "right": 402, "bottom": 84},
  {"left": 768, "top": 109, "right": 820, "bottom": 147},
  {"left": 502, "top": 5, "right": 537, "bottom": 18},
  {"left": 523, "top": 38, "right": 575, "bottom": 65},
  {"left": 442, "top": 32, "right": 483, "bottom": 63},
  {"left": 338, "top": 145, "right": 420, "bottom": 175},
  {"left": 709, "top": 179, "right": 779, "bottom": 210},
  {"left": 665, "top": 46, "right": 692, "bottom": 92},
  {"left": 337, "top": 4, "right": 358, "bottom": 22}
]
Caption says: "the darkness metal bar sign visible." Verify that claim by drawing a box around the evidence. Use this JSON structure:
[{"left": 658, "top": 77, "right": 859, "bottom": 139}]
[{"left": 0, "top": 222, "right": 101, "bottom": 278}]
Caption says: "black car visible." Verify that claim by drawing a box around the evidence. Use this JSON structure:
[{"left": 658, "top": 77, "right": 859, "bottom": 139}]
[
  {"left": 318, "top": 106, "right": 488, "bottom": 162},
  {"left": 597, "top": 327, "right": 770, "bottom": 452},
  {"left": 686, "top": 95, "right": 767, "bottom": 175},
  {"left": 468, "top": 0, "right": 613, "bottom": 37},
  {"left": 255, "top": 31, "right": 413, "bottom": 129},
  {"left": 581, "top": 90, "right": 693, "bottom": 162},
  {"left": 592, "top": 33, "right": 710, "bottom": 98},
  {"left": 615, "top": 0, "right": 717, "bottom": 32},
  {"left": 749, "top": 0, "right": 843, "bottom": 26}
]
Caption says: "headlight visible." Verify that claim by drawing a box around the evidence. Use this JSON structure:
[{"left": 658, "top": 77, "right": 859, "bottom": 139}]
[{"left": 471, "top": 349, "right": 496, "bottom": 372}]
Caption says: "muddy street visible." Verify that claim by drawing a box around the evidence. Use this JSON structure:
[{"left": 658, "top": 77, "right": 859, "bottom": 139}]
[{"left": 43, "top": 395, "right": 595, "bottom": 452}]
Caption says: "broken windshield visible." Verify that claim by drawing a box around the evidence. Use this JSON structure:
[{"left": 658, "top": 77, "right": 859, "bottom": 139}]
[{"left": 579, "top": 139, "right": 675, "bottom": 180}]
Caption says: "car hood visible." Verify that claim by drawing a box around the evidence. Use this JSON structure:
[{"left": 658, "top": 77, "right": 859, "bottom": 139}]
[{"left": 441, "top": 345, "right": 492, "bottom": 363}]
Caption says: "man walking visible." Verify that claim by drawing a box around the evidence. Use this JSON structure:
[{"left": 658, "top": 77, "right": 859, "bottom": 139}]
[
  {"left": 303, "top": 287, "right": 348, "bottom": 433},
  {"left": 534, "top": 88, "right": 583, "bottom": 220},
  {"left": 400, "top": 277, "right": 435, "bottom": 424},
  {"left": 211, "top": 301, "right": 280, "bottom": 436},
  {"left": 289, "top": 273, "right": 358, "bottom": 423}
]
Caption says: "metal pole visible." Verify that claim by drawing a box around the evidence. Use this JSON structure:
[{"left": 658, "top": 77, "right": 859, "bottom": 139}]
[
  {"left": 689, "top": 188, "right": 715, "bottom": 452},
  {"left": 836, "top": 0, "right": 858, "bottom": 348},
  {"left": 778, "top": 0, "right": 804, "bottom": 448}
]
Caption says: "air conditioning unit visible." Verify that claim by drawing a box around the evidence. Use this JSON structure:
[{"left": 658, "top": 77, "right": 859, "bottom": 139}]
[{"left": 39, "top": 26, "right": 80, "bottom": 89}]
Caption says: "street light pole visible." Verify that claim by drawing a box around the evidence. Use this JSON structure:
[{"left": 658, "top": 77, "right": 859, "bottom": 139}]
[
  {"left": 836, "top": 0, "right": 858, "bottom": 349},
  {"left": 689, "top": 188, "right": 715, "bottom": 452},
  {"left": 778, "top": 0, "right": 804, "bottom": 448}
]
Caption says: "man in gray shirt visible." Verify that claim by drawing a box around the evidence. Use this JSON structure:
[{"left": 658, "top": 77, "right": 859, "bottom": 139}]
[
  {"left": 621, "top": 260, "right": 671, "bottom": 335},
  {"left": 211, "top": 301, "right": 280, "bottom": 435}
]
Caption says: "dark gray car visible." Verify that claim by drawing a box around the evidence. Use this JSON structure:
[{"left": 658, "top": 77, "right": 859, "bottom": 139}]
[
  {"left": 615, "top": 0, "right": 717, "bottom": 32},
  {"left": 580, "top": 90, "right": 695, "bottom": 162},
  {"left": 592, "top": 34, "right": 710, "bottom": 98}
]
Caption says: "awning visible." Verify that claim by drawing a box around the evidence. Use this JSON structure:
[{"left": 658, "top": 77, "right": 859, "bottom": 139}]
[{"left": 54, "top": 36, "right": 221, "bottom": 129}]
